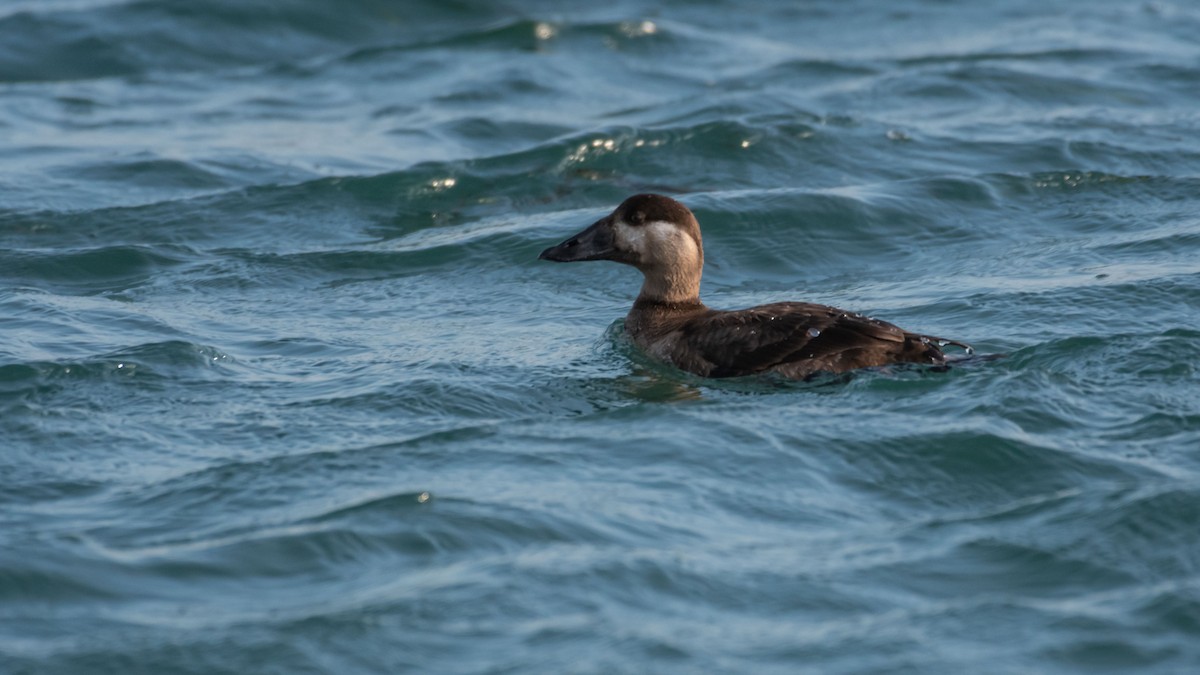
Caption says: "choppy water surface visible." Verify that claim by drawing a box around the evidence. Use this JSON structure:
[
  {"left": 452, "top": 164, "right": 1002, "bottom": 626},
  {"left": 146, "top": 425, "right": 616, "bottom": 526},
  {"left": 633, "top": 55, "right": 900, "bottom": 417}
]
[{"left": 3, "top": 1, "right": 1199, "bottom": 672}]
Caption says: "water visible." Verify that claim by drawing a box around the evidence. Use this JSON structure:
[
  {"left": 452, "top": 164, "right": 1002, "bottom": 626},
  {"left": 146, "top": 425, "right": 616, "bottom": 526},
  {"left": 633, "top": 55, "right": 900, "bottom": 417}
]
[{"left": 2, "top": 0, "right": 1199, "bottom": 672}]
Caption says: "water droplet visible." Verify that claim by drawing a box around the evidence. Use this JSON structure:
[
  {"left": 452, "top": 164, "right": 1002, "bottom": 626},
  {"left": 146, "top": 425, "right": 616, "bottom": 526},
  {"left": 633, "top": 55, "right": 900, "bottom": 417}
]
[
  {"left": 807, "top": 328, "right": 821, "bottom": 338},
  {"left": 417, "top": 492, "right": 431, "bottom": 503},
  {"left": 620, "top": 19, "right": 658, "bottom": 37}
]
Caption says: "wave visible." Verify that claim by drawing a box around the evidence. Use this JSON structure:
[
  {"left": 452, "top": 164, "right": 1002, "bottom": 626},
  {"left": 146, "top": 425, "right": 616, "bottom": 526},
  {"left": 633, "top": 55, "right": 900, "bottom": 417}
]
[
  {"left": 0, "top": 340, "right": 234, "bottom": 388},
  {"left": 0, "top": 0, "right": 525, "bottom": 83}
]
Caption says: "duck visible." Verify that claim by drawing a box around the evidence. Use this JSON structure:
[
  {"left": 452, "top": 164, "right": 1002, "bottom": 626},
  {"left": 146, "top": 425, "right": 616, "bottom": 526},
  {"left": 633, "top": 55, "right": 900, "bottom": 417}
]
[{"left": 538, "top": 193, "right": 971, "bottom": 380}]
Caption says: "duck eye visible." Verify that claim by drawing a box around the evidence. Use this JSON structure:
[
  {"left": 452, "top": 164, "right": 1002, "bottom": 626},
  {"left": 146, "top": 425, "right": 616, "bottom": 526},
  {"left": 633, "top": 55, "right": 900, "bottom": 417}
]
[{"left": 629, "top": 210, "right": 646, "bottom": 226}]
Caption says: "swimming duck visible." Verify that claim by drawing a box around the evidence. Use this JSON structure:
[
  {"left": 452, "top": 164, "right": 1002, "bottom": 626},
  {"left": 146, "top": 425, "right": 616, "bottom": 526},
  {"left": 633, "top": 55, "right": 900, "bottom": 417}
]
[{"left": 539, "top": 193, "right": 971, "bottom": 380}]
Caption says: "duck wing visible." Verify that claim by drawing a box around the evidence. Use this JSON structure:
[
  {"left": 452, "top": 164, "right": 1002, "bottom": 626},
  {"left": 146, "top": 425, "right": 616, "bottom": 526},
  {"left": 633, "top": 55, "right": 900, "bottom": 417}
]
[{"left": 677, "top": 302, "right": 944, "bottom": 378}]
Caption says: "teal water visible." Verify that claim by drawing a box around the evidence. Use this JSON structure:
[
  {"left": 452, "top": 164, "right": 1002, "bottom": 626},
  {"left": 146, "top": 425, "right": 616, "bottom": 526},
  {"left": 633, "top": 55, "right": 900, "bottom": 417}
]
[{"left": 3, "top": 1, "right": 1199, "bottom": 672}]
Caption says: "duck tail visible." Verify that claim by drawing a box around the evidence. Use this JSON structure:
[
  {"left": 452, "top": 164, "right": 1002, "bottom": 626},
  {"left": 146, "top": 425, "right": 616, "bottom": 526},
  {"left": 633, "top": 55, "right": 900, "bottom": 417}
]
[
  {"left": 927, "top": 336, "right": 974, "bottom": 355},
  {"left": 906, "top": 333, "right": 975, "bottom": 362}
]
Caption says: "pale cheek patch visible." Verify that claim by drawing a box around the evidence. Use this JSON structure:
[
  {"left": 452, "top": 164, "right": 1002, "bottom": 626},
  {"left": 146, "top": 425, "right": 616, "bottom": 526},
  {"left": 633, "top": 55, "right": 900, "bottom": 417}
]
[
  {"left": 645, "top": 221, "right": 700, "bottom": 266},
  {"left": 615, "top": 219, "right": 700, "bottom": 268},
  {"left": 614, "top": 219, "right": 647, "bottom": 253}
]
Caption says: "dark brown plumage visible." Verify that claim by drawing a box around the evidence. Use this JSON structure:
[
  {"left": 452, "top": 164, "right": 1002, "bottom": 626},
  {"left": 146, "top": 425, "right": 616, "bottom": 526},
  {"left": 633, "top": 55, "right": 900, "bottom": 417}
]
[{"left": 539, "top": 194, "right": 970, "bottom": 380}]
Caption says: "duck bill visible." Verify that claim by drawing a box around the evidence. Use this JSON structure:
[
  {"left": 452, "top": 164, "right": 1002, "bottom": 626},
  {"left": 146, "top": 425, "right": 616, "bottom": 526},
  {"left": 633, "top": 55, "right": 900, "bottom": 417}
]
[{"left": 538, "top": 216, "right": 617, "bottom": 263}]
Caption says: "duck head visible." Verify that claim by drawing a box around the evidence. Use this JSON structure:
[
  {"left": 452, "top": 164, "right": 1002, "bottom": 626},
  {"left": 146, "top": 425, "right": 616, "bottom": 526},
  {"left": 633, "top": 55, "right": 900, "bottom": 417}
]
[{"left": 539, "top": 194, "right": 705, "bottom": 303}]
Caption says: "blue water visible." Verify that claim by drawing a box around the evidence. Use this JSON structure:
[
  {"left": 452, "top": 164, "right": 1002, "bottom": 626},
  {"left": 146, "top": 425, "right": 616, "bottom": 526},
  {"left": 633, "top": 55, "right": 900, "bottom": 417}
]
[{"left": 3, "top": 1, "right": 1199, "bottom": 672}]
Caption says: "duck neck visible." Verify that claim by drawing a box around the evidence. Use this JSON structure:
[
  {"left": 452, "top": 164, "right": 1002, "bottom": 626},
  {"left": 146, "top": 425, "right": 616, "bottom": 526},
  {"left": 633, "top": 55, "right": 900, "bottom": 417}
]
[{"left": 635, "top": 264, "right": 702, "bottom": 307}]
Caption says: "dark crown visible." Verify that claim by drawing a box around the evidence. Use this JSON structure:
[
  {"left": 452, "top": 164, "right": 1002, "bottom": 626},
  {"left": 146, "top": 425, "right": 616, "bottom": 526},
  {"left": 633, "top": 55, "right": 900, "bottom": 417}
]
[{"left": 618, "top": 193, "right": 693, "bottom": 228}]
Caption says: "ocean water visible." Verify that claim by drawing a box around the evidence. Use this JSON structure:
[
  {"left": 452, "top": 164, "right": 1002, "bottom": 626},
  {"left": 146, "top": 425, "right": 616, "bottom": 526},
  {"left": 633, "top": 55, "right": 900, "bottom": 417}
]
[{"left": 2, "top": 0, "right": 1199, "bottom": 672}]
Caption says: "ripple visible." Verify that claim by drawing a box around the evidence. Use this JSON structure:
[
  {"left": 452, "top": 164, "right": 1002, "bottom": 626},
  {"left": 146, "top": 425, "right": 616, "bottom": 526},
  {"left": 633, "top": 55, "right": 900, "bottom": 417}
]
[
  {"left": 61, "top": 156, "right": 231, "bottom": 190},
  {"left": 0, "top": 245, "right": 192, "bottom": 294}
]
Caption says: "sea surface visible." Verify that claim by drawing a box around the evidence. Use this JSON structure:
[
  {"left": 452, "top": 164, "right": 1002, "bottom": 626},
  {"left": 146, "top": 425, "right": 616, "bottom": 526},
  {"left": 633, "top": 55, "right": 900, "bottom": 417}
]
[{"left": 2, "top": 1, "right": 1199, "bottom": 673}]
